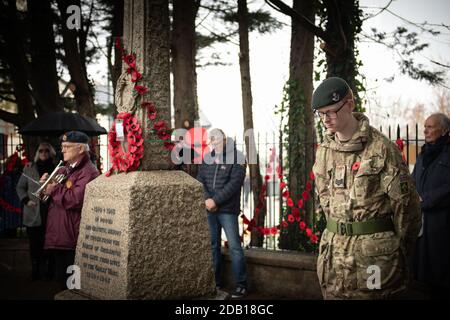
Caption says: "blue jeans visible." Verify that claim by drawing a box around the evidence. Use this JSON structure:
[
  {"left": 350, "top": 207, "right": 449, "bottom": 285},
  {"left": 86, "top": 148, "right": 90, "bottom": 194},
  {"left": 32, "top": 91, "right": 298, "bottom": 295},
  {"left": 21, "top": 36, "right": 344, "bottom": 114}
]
[{"left": 207, "top": 212, "right": 247, "bottom": 289}]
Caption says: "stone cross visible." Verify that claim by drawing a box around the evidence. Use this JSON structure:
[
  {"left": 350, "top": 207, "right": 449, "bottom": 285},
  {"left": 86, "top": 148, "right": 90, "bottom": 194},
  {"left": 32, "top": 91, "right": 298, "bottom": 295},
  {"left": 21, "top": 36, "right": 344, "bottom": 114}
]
[{"left": 57, "top": 0, "right": 215, "bottom": 300}]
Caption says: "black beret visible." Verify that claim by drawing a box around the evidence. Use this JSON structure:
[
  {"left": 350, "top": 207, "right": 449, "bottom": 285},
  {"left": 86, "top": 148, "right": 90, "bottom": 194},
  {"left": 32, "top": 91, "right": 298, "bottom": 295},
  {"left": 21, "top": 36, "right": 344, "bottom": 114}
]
[
  {"left": 61, "top": 131, "right": 89, "bottom": 143},
  {"left": 312, "top": 77, "right": 351, "bottom": 110}
]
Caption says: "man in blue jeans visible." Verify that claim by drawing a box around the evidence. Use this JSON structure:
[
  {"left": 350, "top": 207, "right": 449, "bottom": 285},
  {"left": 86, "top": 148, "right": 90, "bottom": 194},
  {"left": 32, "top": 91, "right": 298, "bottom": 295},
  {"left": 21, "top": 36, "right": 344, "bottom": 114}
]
[{"left": 197, "top": 129, "right": 248, "bottom": 298}]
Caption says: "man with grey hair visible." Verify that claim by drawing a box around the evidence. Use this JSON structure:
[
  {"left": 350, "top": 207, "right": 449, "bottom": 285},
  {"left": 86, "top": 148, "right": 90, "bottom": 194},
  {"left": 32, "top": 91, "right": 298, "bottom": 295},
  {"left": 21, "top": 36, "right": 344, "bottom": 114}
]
[
  {"left": 40, "top": 131, "right": 99, "bottom": 288},
  {"left": 412, "top": 112, "right": 450, "bottom": 299},
  {"left": 197, "top": 128, "right": 248, "bottom": 298}
]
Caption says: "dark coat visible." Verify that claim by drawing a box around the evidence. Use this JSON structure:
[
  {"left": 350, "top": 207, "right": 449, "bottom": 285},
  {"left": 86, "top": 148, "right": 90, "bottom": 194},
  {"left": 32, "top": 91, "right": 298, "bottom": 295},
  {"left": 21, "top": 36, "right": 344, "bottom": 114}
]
[
  {"left": 197, "top": 139, "right": 246, "bottom": 214},
  {"left": 412, "top": 136, "right": 450, "bottom": 288},
  {"left": 44, "top": 153, "right": 99, "bottom": 250}
]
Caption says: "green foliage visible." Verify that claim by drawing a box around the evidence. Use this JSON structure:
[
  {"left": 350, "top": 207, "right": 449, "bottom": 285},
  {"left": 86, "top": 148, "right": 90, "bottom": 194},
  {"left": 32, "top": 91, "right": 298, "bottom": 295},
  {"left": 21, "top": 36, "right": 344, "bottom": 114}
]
[
  {"left": 315, "top": 0, "right": 366, "bottom": 112},
  {"left": 275, "top": 80, "right": 319, "bottom": 253}
]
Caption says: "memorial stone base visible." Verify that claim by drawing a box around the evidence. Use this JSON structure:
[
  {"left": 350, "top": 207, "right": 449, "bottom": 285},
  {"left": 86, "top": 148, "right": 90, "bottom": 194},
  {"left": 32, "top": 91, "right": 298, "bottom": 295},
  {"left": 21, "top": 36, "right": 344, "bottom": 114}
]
[{"left": 57, "top": 171, "right": 216, "bottom": 300}]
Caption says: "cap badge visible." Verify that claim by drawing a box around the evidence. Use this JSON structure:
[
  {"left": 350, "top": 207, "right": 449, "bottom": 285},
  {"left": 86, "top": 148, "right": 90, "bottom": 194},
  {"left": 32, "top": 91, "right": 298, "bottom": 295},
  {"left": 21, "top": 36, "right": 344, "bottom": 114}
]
[
  {"left": 332, "top": 92, "right": 340, "bottom": 102},
  {"left": 62, "top": 134, "right": 67, "bottom": 141}
]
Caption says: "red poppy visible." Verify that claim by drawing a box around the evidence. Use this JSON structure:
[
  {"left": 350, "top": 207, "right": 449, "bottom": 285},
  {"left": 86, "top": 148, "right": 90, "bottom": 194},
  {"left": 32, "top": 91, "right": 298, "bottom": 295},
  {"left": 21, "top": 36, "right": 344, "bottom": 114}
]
[
  {"left": 302, "top": 191, "right": 309, "bottom": 201},
  {"left": 299, "top": 221, "right": 306, "bottom": 230},
  {"left": 131, "top": 69, "right": 142, "bottom": 82},
  {"left": 127, "top": 134, "right": 136, "bottom": 144},
  {"left": 123, "top": 53, "right": 136, "bottom": 67},
  {"left": 309, "top": 171, "right": 315, "bottom": 181},
  {"left": 310, "top": 234, "right": 319, "bottom": 244},
  {"left": 297, "top": 199, "right": 304, "bottom": 209},
  {"left": 288, "top": 214, "right": 295, "bottom": 223},
  {"left": 280, "top": 181, "right": 286, "bottom": 189},
  {"left": 129, "top": 123, "right": 138, "bottom": 132},
  {"left": 282, "top": 190, "right": 290, "bottom": 199},
  {"left": 291, "top": 207, "right": 300, "bottom": 217},
  {"left": 270, "top": 227, "right": 278, "bottom": 235},
  {"left": 306, "top": 228, "right": 313, "bottom": 237},
  {"left": 296, "top": 216, "right": 301, "bottom": 222},
  {"left": 306, "top": 181, "right": 312, "bottom": 191},
  {"left": 352, "top": 161, "right": 361, "bottom": 171},
  {"left": 264, "top": 175, "right": 270, "bottom": 181},
  {"left": 287, "top": 198, "right": 294, "bottom": 207},
  {"left": 157, "top": 131, "right": 171, "bottom": 141},
  {"left": 134, "top": 85, "right": 149, "bottom": 95},
  {"left": 281, "top": 220, "right": 288, "bottom": 228},
  {"left": 164, "top": 142, "right": 175, "bottom": 151},
  {"left": 141, "top": 101, "right": 154, "bottom": 109},
  {"left": 117, "top": 112, "right": 131, "bottom": 120},
  {"left": 129, "top": 145, "right": 138, "bottom": 153},
  {"left": 148, "top": 109, "right": 157, "bottom": 120},
  {"left": 154, "top": 120, "right": 166, "bottom": 130},
  {"left": 135, "top": 139, "right": 144, "bottom": 147},
  {"left": 395, "top": 138, "right": 404, "bottom": 151}
]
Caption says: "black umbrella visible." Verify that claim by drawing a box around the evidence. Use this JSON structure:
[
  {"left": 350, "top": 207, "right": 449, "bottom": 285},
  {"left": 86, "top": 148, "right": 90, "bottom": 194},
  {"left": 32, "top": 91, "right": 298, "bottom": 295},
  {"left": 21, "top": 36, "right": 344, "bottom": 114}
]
[{"left": 19, "top": 111, "right": 108, "bottom": 137}]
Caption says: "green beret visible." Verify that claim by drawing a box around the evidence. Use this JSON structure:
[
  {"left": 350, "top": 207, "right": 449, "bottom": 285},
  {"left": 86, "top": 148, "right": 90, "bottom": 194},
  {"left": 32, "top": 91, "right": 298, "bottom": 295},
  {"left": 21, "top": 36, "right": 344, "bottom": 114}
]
[
  {"left": 61, "top": 131, "right": 89, "bottom": 143},
  {"left": 312, "top": 77, "right": 350, "bottom": 110}
]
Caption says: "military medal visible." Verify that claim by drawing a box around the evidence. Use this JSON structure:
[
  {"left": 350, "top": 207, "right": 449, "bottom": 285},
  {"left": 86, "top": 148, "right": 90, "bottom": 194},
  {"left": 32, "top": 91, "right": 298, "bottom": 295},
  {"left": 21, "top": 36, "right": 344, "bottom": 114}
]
[{"left": 66, "top": 179, "right": 73, "bottom": 189}]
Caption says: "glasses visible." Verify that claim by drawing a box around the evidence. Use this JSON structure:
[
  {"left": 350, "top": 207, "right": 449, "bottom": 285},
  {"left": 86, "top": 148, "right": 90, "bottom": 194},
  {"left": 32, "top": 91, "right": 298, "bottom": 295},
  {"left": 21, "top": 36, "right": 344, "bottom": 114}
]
[
  {"left": 61, "top": 144, "right": 78, "bottom": 150},
  {"left": 315, "top": 100, "right": 348, "bottom": 120},
  {"left": 38, "top": 149, "right": 49, "bottom": 153}
]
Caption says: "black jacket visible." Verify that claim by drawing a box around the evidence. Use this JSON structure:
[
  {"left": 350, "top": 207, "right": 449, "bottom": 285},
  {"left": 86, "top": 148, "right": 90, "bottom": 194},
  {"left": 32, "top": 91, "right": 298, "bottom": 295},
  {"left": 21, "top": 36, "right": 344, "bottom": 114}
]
[
  {"left": 412, "top": 135, "right": 450, "bottom": 288},
  {"left": 197, "top": 139, "right": 246, "bottom": 214}
]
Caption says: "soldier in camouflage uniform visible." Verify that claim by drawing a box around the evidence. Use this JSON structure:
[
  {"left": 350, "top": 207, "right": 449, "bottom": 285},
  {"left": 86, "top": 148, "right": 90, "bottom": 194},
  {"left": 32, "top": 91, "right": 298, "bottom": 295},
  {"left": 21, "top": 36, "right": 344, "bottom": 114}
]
[{"left": 312, "top": 77, "right": 422, "bottom": 299}]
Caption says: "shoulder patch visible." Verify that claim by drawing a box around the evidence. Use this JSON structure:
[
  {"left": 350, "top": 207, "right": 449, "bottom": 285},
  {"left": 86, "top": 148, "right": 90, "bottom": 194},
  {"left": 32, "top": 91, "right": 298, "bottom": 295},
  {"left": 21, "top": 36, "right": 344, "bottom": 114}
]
[{"left": 399, "top": 173, "right": 409, "bottom": 194}]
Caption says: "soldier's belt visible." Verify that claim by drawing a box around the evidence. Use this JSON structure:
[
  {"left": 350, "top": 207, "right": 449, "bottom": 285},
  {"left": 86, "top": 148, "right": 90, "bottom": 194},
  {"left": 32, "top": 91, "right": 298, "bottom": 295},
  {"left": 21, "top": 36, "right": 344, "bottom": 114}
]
[{"left": 327, "top": 218, "right": 394, "bottom": 236}]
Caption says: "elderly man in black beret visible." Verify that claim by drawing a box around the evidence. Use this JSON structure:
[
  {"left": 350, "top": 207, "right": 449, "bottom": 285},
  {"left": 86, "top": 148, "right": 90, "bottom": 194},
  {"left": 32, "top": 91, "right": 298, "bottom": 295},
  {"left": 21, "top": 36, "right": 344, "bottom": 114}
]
[
  {"left": 312, "top": 77, "right": 421, "bottom": 299},
  {"left": 40, "top": 131, "right": 99, "bottom": 287}
]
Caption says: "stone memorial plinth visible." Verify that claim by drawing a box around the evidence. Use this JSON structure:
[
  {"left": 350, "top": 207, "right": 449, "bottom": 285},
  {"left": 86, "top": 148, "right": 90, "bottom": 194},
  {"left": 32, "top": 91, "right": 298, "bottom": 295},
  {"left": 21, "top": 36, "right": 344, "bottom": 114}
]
[
  {"left": 65, "top": 171, "right": 215, "bottom": 299},
  {"left": 56, "top": 0, "right": 217, "bottom": 300}
]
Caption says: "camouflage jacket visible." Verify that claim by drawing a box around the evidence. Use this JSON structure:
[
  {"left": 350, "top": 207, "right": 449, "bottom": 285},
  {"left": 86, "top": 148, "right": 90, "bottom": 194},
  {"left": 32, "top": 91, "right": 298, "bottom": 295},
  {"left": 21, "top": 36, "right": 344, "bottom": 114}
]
[{"left": 313, "top": 113, "right": 421, "bottom": 299}]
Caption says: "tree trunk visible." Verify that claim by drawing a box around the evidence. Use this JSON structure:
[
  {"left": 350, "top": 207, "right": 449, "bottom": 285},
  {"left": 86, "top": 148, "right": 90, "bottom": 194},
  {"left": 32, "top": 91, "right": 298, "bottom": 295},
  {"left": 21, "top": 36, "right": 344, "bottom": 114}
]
[
  {"left": 279, "top": 0, "right": 315, "bottom": 251},
  {"left": 57, "top": 0, "right": 96, "bottom": 118},
  {"left": 322, "top": 0, "right": 362, "bottom": 107},
  {"left": 238, "top": 0, "right": 265, "bottom": 247},
  {"left": 29, "top": 0, "right": 62, "bottom": 115},
  {"left": 172, "top": 0, "right": 199, "bottom": 130},
  {"left": 265, "top": 0, "right": 362, "bottom": 109}
]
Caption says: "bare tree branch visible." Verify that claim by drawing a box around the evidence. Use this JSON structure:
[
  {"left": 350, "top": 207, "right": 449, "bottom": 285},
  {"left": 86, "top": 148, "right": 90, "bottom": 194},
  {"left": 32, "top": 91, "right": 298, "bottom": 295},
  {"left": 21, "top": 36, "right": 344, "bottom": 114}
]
[
  {"left": 264, "top": 0, "right": 328, "bottom": 41},
  {"left": 361, "top": 0, "right": 393, "bottom": 21}
]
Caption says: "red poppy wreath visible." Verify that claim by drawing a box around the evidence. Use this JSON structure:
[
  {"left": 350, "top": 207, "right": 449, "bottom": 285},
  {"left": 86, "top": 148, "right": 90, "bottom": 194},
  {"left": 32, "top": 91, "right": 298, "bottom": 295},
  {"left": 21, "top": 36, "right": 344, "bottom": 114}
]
[{"left": 106, "top": 112, "right": 144, "bottom": 176}]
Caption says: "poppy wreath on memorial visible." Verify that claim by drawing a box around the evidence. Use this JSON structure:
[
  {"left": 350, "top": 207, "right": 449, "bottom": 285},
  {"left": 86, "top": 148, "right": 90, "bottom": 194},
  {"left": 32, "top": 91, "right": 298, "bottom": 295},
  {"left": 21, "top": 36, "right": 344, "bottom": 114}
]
[
  {"left": 106, "top": 39, "right": 175, "bottom": 176},
  {"left": 106, "top": 112, "right": 144, "bottom": 176}
]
